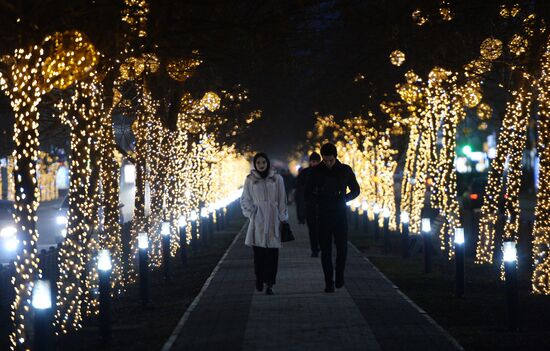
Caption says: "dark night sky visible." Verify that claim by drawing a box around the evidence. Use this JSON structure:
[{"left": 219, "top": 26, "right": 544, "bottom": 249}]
[{"left": 0, "top": 0, "right": 537, "bottom": 158}]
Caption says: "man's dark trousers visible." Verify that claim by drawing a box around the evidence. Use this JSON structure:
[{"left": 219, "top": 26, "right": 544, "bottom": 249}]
[
  {"left": 318, "top": 211, "right": 347, "bottom": 286},
  {"left": 306, "top": 206, "right": 320, "bottom": 254}
]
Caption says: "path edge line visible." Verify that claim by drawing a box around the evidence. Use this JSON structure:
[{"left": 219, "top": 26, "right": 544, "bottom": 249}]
[
  {"left": 160, "top": 222, "right": 247, "bottom": 351},
  {"left": 348, "top": 242, "right": 465, "bottom": 351}
]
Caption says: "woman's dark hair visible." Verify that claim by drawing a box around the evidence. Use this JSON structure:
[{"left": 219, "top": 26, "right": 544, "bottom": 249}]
[
  {"left": 320, "top": 143, "right": 337, "bottom": 157},
  {"left": 309, "top": 152, "right": 321, "bottom": 162},
  {"left": 253, "top": 152, "right": 270, "bottom": 178}
]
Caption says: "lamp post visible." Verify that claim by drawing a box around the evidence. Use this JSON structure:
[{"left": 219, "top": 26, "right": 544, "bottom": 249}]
[
  {"left": 401, "top": 212, "right": 410, "bottom": 258},
  {"left": 161, "top": 221, "right": 171, "bottom": 282},
  {"left": 373, "top": 203, "right": 381, "bottom": 241},
  {"left": 503, "top": 241, "right": 519, "bottom": 331},
  {"left": 138, "top": 232, "right": 149, "bottom": 306},
  {"left": 178, "top": 215, "right": 188, "bottom": 267},
  {"left": 190, "top": 210, "right": 199, "bottom": 254},
  {"left": 361, "top": 201, "right": 369, "bottom": 234},
  {"left": 383, "top": 208, "right": 391, "bottom": 254},
  {"left": 32, "top": 279, "right": 52, "bottom": 351},
  {"left": 454, "top": 227, "right": 465, "bottom": 298},
  {"left": 97, "top": 249, "right": 112, "bottom": 341},
  {"left": 421, "top": 218, "right": 432, "bottom": 273}
]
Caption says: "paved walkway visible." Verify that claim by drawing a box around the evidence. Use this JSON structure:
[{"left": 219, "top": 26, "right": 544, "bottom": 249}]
[{"left": 163, "top": 207, "right": 463, "bottom": 351}]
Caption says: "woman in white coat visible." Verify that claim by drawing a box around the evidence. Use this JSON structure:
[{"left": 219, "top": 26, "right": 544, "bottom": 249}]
[{"left": 241, "top": 152, "right": 288, "bottom": 295}]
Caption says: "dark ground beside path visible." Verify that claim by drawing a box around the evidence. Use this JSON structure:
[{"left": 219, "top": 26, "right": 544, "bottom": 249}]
[
  {"left": 349, "top": 225, "right": 550, "bottom": 351},
  {"left": 54, "top": 216, "right": 245, "bottom": 351}
]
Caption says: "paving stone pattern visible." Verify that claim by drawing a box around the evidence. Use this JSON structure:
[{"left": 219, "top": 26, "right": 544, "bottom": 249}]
[{"left": 168, "top": 208, "right": 462, "bottom": 351}]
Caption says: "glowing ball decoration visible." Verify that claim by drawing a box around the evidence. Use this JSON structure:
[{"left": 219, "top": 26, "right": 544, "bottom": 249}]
[
  {"left": 167, "top": 57, "right": 202, "bottom": 82},
  {"left": 412, "top": 9, "right": 427, "bottom": 26},
  {"left": 428, "top": 67, "right": 452, "bottom": 84},
  {"left": 439, "top": 4, "right": 454, "bottom": 21},
  {"left": 508, "top": 34, "right": 529, "bottom": 56},
  {"left": 480, "top": 38, "right": 503, "bottom": 61},
  {"left": 462, "top": 83, "right": 483, "bottom": 108},
  {"left": 477, "top": 103, "right": 493, "bottom": 121},
  {"left": 200, "top": 92, "right": 221, "bottom": 112},
  {"left": 41, "top": 31, "right": 99, "bottom": 90},
  {"left": 390, "top": 50, "right": 406, "bottom": 67}
]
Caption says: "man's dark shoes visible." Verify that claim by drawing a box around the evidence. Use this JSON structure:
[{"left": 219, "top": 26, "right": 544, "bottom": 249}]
[
  {"left": 265, "top": 284, "right": 274, "bottom": 295},
  {"left": 335, "top": 272, "right": 344, "bottom": 289},
  {"left": 324, "top": 282, "right": 335, "bottom": 293},
  {"left": 256, "top": 280, "right": 264, "bottom": 292}
]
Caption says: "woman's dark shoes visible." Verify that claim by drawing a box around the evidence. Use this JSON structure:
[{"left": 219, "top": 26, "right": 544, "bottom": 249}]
[
  {"left": 265, "top": 285, "right": 274, "bottom": 295},
  {"left": 256, "top": 280, "right": 264, "bottom": 292}
]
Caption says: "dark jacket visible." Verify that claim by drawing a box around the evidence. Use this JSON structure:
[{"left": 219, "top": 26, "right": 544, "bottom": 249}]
[
  {"left": 295, "top": 166, "right": 314, "bottom": 221},
  {"left": 304, "top": 160, "right": 360, "bottom": 216}
]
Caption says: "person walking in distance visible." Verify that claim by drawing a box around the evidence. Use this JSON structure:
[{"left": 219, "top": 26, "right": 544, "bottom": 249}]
[
  {"left": 305, "top": 143, "right": 360, "bottom": 292},
  {"left": 295, "top": 152, "right": 321, "bottom": 257},
  {"left": 241, "top": 152, "right": 288, "bottom": 295}
]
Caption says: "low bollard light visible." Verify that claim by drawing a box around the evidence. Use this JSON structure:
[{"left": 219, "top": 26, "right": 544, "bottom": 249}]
[
  {"left": 190, "top": 210, "right": 199, "bottom": 254},
  {"left": 161, "top": 221, "right": 171, "bottom": 282},
  {"left": 503, "top": 241, "right": 519, "bottom": 331},
  {"left": 421, "top": 218, "right": 432, "bottom": 273},
  {"left": 361, "top": 201, "right": 369, "bottom": 234},
  {"left": 178, "top": 215, "right": 188, "bottom": 267},
  {"left": 401, "top": 212, "right": 410, "bottom": 258},
  {"left": 32, "top": 279, "right": 52, "bottom": 351},
  {"left": 200, "top": 208, "right": 209, "bottom": 247},
  {"left": 208, "top": 205, "right": 215, "bottom": 238},
  {"left": 97, "top": 249, "right": 112, "bottom": 341},
  {"left": 454, "top": 227, "right": 465, "bottom": 298},
  {"left": 373, "top": 203, "right": 381, "bottom": 241},
  {"left": 138, "top": 232, "right": 149, "bottom": 306},
  {"left": 383, "top": 207, "right": 390, "bottom": 254}
]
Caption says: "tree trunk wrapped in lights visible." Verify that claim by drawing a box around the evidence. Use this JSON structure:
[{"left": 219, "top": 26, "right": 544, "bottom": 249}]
[
  {"left": 476, "top": 83, "right": 532, "bottom": 265},
  {"left": 0, "top": 46, "right": 45, "bottom": 350},
  {"left": 532, "top": 35, "right": 550, "bottom": 295},
  {"left": 0, "top": 30, "right": 98, "bottom": 347}
]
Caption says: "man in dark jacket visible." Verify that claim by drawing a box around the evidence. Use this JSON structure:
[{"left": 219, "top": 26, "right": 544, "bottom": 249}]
[
  {"left": 295, "top": 152, "right": 321, "bottom": 257},
  {"left": 305, "top": 143, "right": 360, "bottom": 292}
]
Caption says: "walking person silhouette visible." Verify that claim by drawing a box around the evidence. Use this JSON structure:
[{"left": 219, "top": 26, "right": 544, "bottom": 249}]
[
  {"left": 305, "top": 143, "right": 360, "bottom": 292},
  {"left": 240, "top": 152, "right": 288, "bottom": 295},
  {"left": 295, "top": 152, "right": 321, "bottom": 257}
]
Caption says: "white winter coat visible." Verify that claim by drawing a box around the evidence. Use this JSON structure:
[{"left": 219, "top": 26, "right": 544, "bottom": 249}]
[{"left": 241, "top": 168, "right": 288, "bottom": 248}]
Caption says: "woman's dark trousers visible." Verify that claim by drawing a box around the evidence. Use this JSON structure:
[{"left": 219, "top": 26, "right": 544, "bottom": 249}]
[{"left": 253, "top": 246, "right": 279, "bottom": 286}]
